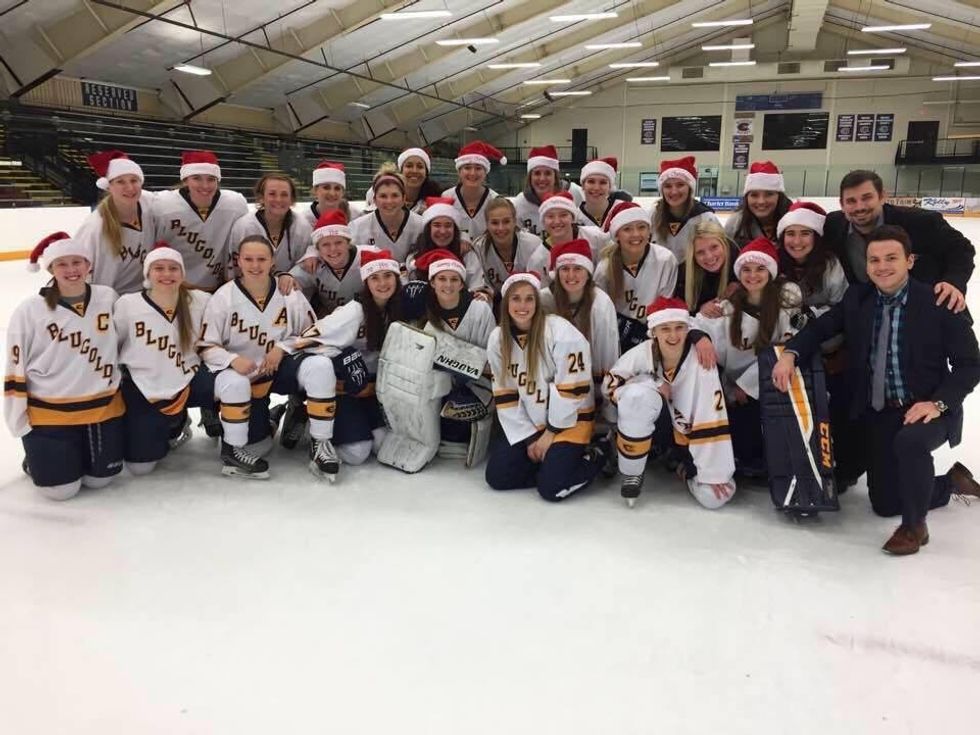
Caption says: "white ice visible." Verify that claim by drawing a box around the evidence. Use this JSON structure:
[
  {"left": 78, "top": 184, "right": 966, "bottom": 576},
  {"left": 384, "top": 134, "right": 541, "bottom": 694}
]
[{"left": 1, "top": 217, "right": 979, "bottom": 734}]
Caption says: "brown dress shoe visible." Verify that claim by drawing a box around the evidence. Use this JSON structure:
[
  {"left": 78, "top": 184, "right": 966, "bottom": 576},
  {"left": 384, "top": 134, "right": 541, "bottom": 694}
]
[
  {"left": 947, "top": 462, "right": 980, "bottom": 499},
  {"left": 882, "top": 522, "right": 929, "bottom": 555}
]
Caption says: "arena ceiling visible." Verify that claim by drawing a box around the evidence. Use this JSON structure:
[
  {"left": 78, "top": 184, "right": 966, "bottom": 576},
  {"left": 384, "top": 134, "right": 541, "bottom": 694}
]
[{"left": 0, "top": 0, "right": 977, "bottom": 147}]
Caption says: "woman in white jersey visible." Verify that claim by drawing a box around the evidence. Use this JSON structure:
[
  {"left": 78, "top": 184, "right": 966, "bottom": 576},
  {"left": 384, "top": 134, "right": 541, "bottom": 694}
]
[
  {"left": 650, "top": 156, "right": 721, "bottom": 262},
  {"left": 441, "top": 141, "right": 505, "bottom": 241},
  {"left": 349, "top": 167, "right": 424, "bottom": 264},
  {"left": 299, "top": 160, "right": 362, "bottom": 228}
]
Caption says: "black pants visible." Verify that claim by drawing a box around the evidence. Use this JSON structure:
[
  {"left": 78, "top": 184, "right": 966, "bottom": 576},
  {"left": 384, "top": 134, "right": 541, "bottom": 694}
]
[{"left": 867, "top": 407, "right": 952, "bottom": 526}]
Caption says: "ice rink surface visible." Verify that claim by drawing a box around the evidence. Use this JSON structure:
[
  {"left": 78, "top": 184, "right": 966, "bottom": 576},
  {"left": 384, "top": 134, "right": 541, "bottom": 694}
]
[{"left": 1, "top": 216, "right": 979, "bottom": 734}]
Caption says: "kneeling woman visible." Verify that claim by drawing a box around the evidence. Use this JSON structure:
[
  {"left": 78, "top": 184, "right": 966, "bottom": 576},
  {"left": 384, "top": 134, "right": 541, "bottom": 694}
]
[
  {"left": 605, "top": 297, "right": 736, "bottom": 509},
  {"left": 5, "top": 233, "right": 124, "bottom": 500},
  {"left": 199, "top": 235, "right": 337, "bottom": 479},
  {"left": 114, "top": 245, "right": 215, "bottom": 475},
  {"left": 485, "top": 272, "right": 607, "bottom": 501}
]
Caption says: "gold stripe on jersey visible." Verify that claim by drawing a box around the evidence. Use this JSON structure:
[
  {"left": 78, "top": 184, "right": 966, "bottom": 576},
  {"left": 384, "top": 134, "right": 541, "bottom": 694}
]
[
  {"left": 220, "top": 401, "right": 250, "bottom": 424},
  {"left": 27, "top": 389, "right": 124, "bottom": 427},
  {"left": 152, "top": 385, "right": 191, "bottom": 417},
  {"left": 555, "top": 379, "right": 591, "bottom": 400},
  {"left": 552, "top": 408, "right": 595, "bottom": 445},
  {"left": 251, "top": 378, "right": 273, "bottom": 399},
  {"left": 616, "top": 430, "right": 653, "bottom": 460},
  {"left": 4, "top": 376, "right": 27, "bottom": 398},
  {"left": 493, "top": 388, "right": 520, "bottom": 409},
  {"left": 306, "top": 397, "right": 336, "bottom": 420}
]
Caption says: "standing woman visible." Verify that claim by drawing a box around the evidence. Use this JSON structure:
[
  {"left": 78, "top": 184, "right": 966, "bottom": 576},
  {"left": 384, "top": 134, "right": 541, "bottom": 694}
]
[
  {"left": 511, "top": 145, "right": 572, "bottom": 236},
  {"left": 199, "top": 235, "right": 336, "bottom": 480},
  {"left": 397, "top": 147, "right": 444, "bottom": 213},
  {"left": 595, "top": 201, "right": 678, "bottom": 352},
  {"left": 651, "top": 156, "right": 721, "bottom": 262},
  {"left": 284, "top": 210, "right": 363, "bottom": 317},
  {"left": 539, "top": 239, "right": 619, "bottom": 395},
  {"left": 474, "top": 197, "right": 542, "bottom": 299},
  {"left": 228, "top": 173, "right": 312, "bottom": 280},
  {"left": 485, "top": 272, "right": 607, "bottom": 501},
  {"left": 527, "top": 192, "right": 607, "bottom": 287},
  {"left": 675, "top": 220, "right": 739, "bottom": 316},
  {"left": 74, "top": 150, "right": 156, "bottom": 295},
  {"left": 441, "top": 141, "right": 506, "bottom": 241},
  {"left": 5, "top": 233, "right": 124, "bottom": 500},
  {"left": 694, "top": 237, "right": 802, "bottom": 474},
  {"left": 350, "top": 167, "right": 424, "bottom": 264},
  {"left": 724, "top": 161, "right": 792, "bottom": 248},
  {"left": 114, "top": 245, "right": 214, "bottom": 475},
  {"left": 408, "top": 197, "right": 486, "bottom": 294},
  {"left": 152, "top": 150, "right": 248, "bottom": 291},
  {"left": 299, "top": 161, "right": 361, "bottom": 229},
  {"left": 578, "top": 156, "right": 621, "bottom": 227}
]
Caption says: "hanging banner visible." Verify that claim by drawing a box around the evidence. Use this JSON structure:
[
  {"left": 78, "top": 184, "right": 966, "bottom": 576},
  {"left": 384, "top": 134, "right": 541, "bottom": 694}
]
[
  {"left": 81, "top": 81, "right": 138, "bottom": 112},
  {"left": 641, "top": 119, "right": 657, "bottom": 145},
  {"left": 855, "top": 114, "right": 875, "bottom": 142},
  {"left": 732, "top": 140, "right": 750, "bottom": 170},
  {"left": 733, "top": 118, "right": 754, "bottom": 137},
  {"left": 874, "top": 113, "right": 894, "bottom": 142},
  {"left": 835, "top": 114, "right": 855, "bottom": 142}
]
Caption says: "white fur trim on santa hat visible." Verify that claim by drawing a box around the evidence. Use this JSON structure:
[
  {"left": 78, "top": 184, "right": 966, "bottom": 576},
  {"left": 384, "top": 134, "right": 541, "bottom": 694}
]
[
  {"left": 36, "top": 239, "right": 92, "bottom": 273},
  {"left": 743, "top": 172, "right": 785, "bottom": 194},
  {"left": 142, "top": 246, "right": 184, "bottom": 288},
  {"left": 658, "top": 167, "right": 696, "bottom": 191},
  {"left": 734, "top": 249, "right": 778, "bottom": 279},
  {"left": 312, "top": 223, "right": 352, "bottom": 243},
  {"left": 455, "top": 154, "right": 490, "bottom": 170},
  {"left": 646, "top": 308, "right": 690, "bottom": 332},
  {"left": 427, "top": 257, "right": 467, "bottom": 281},
  {"left": 422, "top": 202, "right": 460, "bottom": 227},
  {"left": 527, "top": 155, "right": 559, "bottom": 172},
  {"left": 502, "top": 271, "right": 541, "bottom": 294},
  {"left": 538, "top": 194, "right": 578, "bottom": 218},
  {"left": 97, "top": 158, "right": 144, "bottom": 191},
  {"left": 580, "top": 160, "right": 616, "bottom": 184},
  {"left": 777, "top": 207, "right": 826, "bottom": 238},
  {"left": 398, "top": 148, "right": 430, "bottom": 170},
  {"left": 312, "top": 167, "right": 345, "bottom": 188},
  {"left": 608, "top": 206, "right": 650, "bottom": 238},
  {"left": 360, "top": 256, "right": 400, "bottom": 280},
  {"left": 552, "top": 251, "right": 594, "bottom": 277},
  {"left": 180, "top": 162, "right": 221, "bottom": 180}
]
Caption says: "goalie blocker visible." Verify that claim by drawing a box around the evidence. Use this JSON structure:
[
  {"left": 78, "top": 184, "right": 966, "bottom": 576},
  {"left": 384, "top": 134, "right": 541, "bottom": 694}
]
[{"left": 758, "top": 346, "right": 839, "bottom": 515}]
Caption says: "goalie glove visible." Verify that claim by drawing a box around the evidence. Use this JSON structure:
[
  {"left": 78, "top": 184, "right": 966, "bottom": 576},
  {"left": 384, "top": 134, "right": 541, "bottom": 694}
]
[
  {"left": 332, "top": 346, "right": 369, "bottom": 395},
  {"left": 617, "top": 312, "right": 649, "bottom": 351},
  {"left": 440, "top": 384, "right": 490, "bottom": 423}
]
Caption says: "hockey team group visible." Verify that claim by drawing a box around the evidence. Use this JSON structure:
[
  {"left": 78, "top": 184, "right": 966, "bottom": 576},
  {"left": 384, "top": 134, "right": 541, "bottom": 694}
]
[{"left": 5, "top": 140, "right": 979, "bottom": 556}]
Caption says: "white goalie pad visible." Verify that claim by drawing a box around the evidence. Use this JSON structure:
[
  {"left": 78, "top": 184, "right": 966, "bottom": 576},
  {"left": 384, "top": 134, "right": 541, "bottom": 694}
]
[
  {"left": 423, "top": 323, "right": 489, "bottom": 383},
  {"left": 376, "top": 322, "right": 450, "bottom": 473}
]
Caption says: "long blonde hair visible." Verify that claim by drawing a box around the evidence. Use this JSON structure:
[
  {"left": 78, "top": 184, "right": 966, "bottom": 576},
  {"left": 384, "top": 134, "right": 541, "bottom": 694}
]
[
  {"left": 652, "top": 187, "right": 694, "bottom": 241},
  {"left": 684, "top": 221, "right": 731, "bottom": 311},
  {"left": 599, "top": 220, "right": 651, "bottom": 306},
  {"left": 498, "top": 283, "right": 546, "bottom": 384},
  {"left": 97, "top": 195, "right": 124, "bottom": 257}
]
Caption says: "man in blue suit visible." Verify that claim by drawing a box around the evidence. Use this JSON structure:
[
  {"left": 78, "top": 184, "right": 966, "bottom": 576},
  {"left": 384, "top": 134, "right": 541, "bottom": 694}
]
[{"left": 772, "top": 225, "right": 980, "bottom": 555}]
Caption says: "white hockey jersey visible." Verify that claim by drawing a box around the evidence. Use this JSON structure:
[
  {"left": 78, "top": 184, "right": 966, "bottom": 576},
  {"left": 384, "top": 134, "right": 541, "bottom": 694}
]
[
  {"left": 655, "top": 202, "right": 721, "bottom": 262},
  {"left": 694, "top": 281, "right": 803, "bottom": 399},
  {"left": 281, "top": 300, "right": 380, "bottom": 382},
  {"left": 440, "top": 185, "right": 499, "bottom": 241},
  {"left": 539, "top": 286, "right": 619, "bottom": 382},
  {"left": 152, "top": 188, "right": 248, "bottom": 291},
  {"left": 604, "top": 338, "right": 735, "bottom": 484},
  {"left": 475, "top": 231, "right": 542, "bottom": 295},
  {"left": 723, "top": 210, "right": 776, "bottom": 250},
  {"left": 578, "top": 199, "right": 616, "bottom": 228},
  {"left": 487, "top": 315, "right": 594, "bottom": 446},
  {"left": 425, "top": 295, "right": 496, "bottom": 349},
  {"left": 227, "top": 209, "right": 313, "bottom": 279},
  {"left": 349, "top": 210, "right": 424, "bottom": 263},
  {"left": 297, "top": 201, "right": 363, "bottom": 230},
  {"left": 114, "top": 289, "right": 210, "bottom": 409},
  {"left": 4, "top": 285, "right": 122, "bottom": 437},
  {"left": 594, "top": 243, "right": 679, "bottom": 322},
  {"left": 288, "top": 246, "right": 363, "bottom": 317},
  {"left": 526, "top": 225, "right": 610, "bottom": 289},
  {"left": 199, "top": 278, "right": 316, "bottom": 393},
  {"left": 74, "top": 191, "right": 157, "bottom": 295}
]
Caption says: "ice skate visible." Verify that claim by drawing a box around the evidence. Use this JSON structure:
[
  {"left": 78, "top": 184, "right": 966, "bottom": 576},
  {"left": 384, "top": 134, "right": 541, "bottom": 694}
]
[
  {"left": 309, "top": 438, "right": 340, "bottom": 481},
  {"left": 279, "top": 397, "right": 308, "bottom": 450},
  {"left": 168, "top": 415, "right": 192, "bottom": 451},
  {"left": 621, "top": 474, "right": 644, "bottom": 508},
  {"left": 220, "top": 440, "right": 269, "bottom": 479},
  {"left": 199, "top": 407, "right": 222, "bottom": 439}
]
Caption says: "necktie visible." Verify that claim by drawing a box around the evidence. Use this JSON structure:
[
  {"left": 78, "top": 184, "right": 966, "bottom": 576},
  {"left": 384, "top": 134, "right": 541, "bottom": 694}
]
[{"left": 871, "top": 299, "right": 893, "bottom": 411}]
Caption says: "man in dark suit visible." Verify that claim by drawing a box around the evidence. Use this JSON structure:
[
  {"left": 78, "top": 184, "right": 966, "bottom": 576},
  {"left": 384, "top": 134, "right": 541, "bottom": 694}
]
[
  {"left": 772, "top": 225, "right": 980, "bottom": 555},
  {"left": 823, "top": 170, "right": 974, "bottom": 314}
]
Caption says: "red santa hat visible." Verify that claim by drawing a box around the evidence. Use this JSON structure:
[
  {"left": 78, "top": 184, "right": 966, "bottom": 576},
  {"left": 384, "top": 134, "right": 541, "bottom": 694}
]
[
  {"left": 734, "top": 236, "right": 779, "bottom": 279},
  {"left": 527, "top": 144, "right": 560, "bottom": 172},
  {"left": 646, "top": 296, "right": 691, "bottom": 332},
  {"left": 88, "top": 150, "right": 143, "bottom": 191},
  {"left": 776, "top": 200, "right": 827, "bottom": 239},
  {"left": 580, "top": 156, "right": 617, "bottom": 185},
  {"left": 538, "top": 191, "right": 578, "bottom": 219},
  {"left": 397, "top": 147, "right": 431, "bottom": 171},
  {"left": 455, "top": 141, "right": 507, "bottom": 170},
  {"left": 142, "top": 242, "right": 185, "bottom": 288},
  {"left": 311, "top": 209, "right": 351, "bottom": 243},
  {"left": 180, "top": 150, "right": 221, "bottom": 181},
  {"left": 658, "top": 156, "right": 697, "bottom": 191},
  {"left": 359, "top": 248, "right": 400, "bottom": 280},
  {"left": 422, "top": 196, "right": 461, "bottom": 227},
  {"left": 27, "top": 232, "right": 92, "bottom": 273},
  {"left": 549, "top": 239, "right": 594, "bottom": 277},
  {"left": 605, "top": 200, "right": 650, "bottom": 239},
  {"left": 415, "top": 248, "right": 467, "bottom": 281},
  {"left": 743, "top": 160, "right": 785, "bottom": 194},
  {"left": 501, "top": 270, "right": 542, "bottom": 295},
  {"left": 312, "top": 161, "right": 346, "bottom": 188}
]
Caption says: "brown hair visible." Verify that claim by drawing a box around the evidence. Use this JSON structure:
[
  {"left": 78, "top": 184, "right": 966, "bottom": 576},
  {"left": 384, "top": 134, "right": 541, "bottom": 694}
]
[
  {"left": 684, "top": 221, "right": 732, "bottom": 311},
  {"left": 239, "top": 234, "right": 275, "bottom": 256},
  {"left": 777, "top": 229, "right": 836, "bottom": 296},
  {"left": 498, "top": 283, "right": 546, "bottom": 384},
  {"left": 840, "top": 169, "right": 884, "bottom": 198},
  {"left": 478, "top": 197, "right": 519, "bottom": 260},
  {"left": 44, "top": 281, "right": 61, "bottom": 310},
  {"left": 652, "top": 189, "right": 693, "bottom": 242},
  {"left": 524, "top": 168, "right": 561, "bottom": 197},
  {"left": 728, "top": 276, "right": 800, "bottom": 353},
  {"left": 361, "top": 278, "right": 403, "bottom": 352},
  {"left": 254, "top": 173, "right": 297, "bottom": 205},
  {"left": 734, "top": 191, "right": 792, "bottom": 243},
  {"left": 97, "top": 195, "right": 124, "bottom": 257},
  {"left": 867, "top": 224, "right": 912, "bottom": 256},
  {"left": 424, "top": 275, "right": 465, "bottom": 330},
  {"left": 373, "top": 163, "right": 406, "bottom": 194},
  {"left": 551, "top": 272, "right": 595, "bottom": 343}
]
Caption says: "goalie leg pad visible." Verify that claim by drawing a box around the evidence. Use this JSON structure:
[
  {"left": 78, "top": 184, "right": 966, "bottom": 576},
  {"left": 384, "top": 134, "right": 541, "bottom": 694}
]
[
  {"left": 466, "top": 415, "right": 493, "bottom": 468},
  {"left": 424, "top": 324, "right": 489, "bottom": 384}
]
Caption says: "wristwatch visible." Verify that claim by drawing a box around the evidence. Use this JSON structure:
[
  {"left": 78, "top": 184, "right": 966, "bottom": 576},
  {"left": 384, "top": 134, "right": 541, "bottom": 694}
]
[{"left": 933, "top": 400, "right": 948, "bottom": 414}]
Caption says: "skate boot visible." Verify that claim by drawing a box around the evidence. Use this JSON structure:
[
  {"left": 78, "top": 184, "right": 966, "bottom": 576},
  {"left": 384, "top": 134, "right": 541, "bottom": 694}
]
[
  {"left": 199, "top": 407, "right": 222, "bottom": 439},
  {"left": 168, "top": 415, "right": 193, "bottom": 451},
  {"left": 621, "top": 474, "right": 644, "bottom": 508},
  {"left": 279, "top": 397, "right": 309, "bottom": 450},
  {"left": 220, "top": 440, "right": 270, "bottom": 479},
  {"left": 593, "top": 436, "right": 617, "bottom": 479},
  {"left": 309, "top": 438, "right": 340, "bottom": 481}
]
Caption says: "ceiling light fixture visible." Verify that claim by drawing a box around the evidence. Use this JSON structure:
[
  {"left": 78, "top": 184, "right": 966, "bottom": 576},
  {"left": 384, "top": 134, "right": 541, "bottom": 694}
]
[
  {"left": 861, "top": 23, "right": 931, "bottom": 32},
  {"left": 487, "top": 63, "right": 542, "bottom": 69},
  {"left": 626, "top": 76, "right": 671, "bottom": 82},
  {"left": 463, "top": 126, "right": 479, "bottom": 131},
  {"left": 549, "top": 90, "right": 592, "bottom": 96},
  {"left": 520, "top": 114, "right": 542, "bottom": 119},
  {"left": 436, "top": 38, "right": 499, "bottom": 46},
  {"left": 380, "top": 10, "right": 452, "bottom": 20},
  {"left": 933, "top": 75, "right": 980, "bottom": 81},
  {"left": 708, "top": 60, "right": 757, "bottom": 67},
  {"left": 847, "top": 48, "right": 906, "bottom": 55},
  {"left": 609, "top": 62, "right": 659, "bottom": 68},
  {"left": 585, "top": 42, "right": 642, "bottom": 49},
  {"left": 839, "top": 65, "right": 889, "bottom": 72},
  {"left": 550, "top": 13, "right": 618, "bottom": 21},
  {"left": 954, "top": 61, "right": 980, "bottom": 67},
  {"left": 702, "top": 43, "right": 755, "bottom": 51},
  {"left": 174, "top": 64, "right": 212, "bottom": 76},
  {"left": 523, "top": 78, "right": 571, "bottom": 84},
  {"left": 349, "top": 102, "right": 371, "bottom": 109},
  {"left": 692, "top": 19, "right": 753, "bottom": 28}
]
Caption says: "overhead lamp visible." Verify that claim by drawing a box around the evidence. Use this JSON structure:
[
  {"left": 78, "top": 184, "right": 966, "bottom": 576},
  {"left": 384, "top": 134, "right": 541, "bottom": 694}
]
[
  {"left": 839, "top": 65, "right": 889, "bottom": 72},
  {"left": 549, "top": 91, "right": 592, "bottom": 96},
  {"left": 487, "top": 63, "right": 542, "bottom": 69},
  {"left": 702, "top": 43, "right": 755, "bottom": 51},
  {"left": 520, "top": 114, "right": 542, "bottom": 119},
  {"left": 585, "top": 42, "right": 642, "bottom": 49},
  {"left": 708, "top": 60, "right": 756, "bottom": 67},
  {"left": 626, "top": 76, "right": 671, "bottom": 82},
  {"left": 847, "top": 48, "right": 906, "bottom": 55},
  {"left": 692, "top": 19, "right": 753, "bottom": 28},
  {"left": 933, "top": 75, "right": 980, "bottom": 81},
  {"left": 861, "top": 24, "right": 930, "bottom": 32},
  {"left": 174, "top": 64, "right": 212, "bottom": 76},
  {"left": 550, "top": 13, "right": 618, "bottom": 21},
  {"left": 954, "top": 61, "right": 980, "bottom": 67},
  {"left": 609, "top": 62, "right": 659, "bottom": 68},
  {"left": 523, "top": 78, "right": 571, "bottom": 84},
  {"left": 349, "top": 102, "right": 371, "bottom": 109},
  {"left": 436, "top": 38, "right": 499, "bottom": 46},
  {"left": 380, "top": 10, "right": 452, "bottom": 20},
  {"left": 463, "top": 126, "right": 479, "bottom": 131}
]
